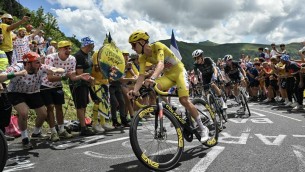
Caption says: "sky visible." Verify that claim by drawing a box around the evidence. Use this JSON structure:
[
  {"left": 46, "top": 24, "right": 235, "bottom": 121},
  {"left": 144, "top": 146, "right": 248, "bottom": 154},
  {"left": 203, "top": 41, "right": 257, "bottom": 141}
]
[{"left": 18, "top": 0, "right": 305, "bottom": 52}]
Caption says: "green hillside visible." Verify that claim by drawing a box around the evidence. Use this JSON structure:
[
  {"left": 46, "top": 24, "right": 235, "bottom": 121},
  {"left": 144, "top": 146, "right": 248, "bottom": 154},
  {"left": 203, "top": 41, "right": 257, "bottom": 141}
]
[{"left": 160, "top": 39, "right": 303, "bottom": 70}]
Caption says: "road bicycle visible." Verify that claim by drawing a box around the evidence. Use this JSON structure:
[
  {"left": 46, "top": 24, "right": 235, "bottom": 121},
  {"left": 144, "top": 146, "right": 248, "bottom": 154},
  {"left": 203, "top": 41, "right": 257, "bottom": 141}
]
[
  {"left": 200, "top": 83, "right": 228, "bottom": 130},
  {"left": 0, "top": 130, "right": 8, "bottom": 171},
  {"left": 129, "top": 85, "right": 218, "bottom": 171},
  {"left": 231, "top": 81, "right": 251, "bottom": 117}
]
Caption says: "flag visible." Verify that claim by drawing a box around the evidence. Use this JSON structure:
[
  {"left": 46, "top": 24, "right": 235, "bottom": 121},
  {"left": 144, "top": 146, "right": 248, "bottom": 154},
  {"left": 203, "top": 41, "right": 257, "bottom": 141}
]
[{"left": 170, "top": 30, "right": 182, "bottom": 60}]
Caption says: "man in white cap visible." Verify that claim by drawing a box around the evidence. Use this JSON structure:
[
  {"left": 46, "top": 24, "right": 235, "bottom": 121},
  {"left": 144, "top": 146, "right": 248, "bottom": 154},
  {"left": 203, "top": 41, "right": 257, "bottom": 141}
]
[{"left": 0, "top": 13, "right": 30, "bottom": 64}]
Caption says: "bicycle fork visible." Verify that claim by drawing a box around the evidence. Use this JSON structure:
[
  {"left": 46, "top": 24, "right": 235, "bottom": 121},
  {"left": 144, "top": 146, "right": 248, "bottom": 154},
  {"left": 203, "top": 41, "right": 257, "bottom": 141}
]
[{"left": 155, "top": 97, "right": 165, "bottom": 139}]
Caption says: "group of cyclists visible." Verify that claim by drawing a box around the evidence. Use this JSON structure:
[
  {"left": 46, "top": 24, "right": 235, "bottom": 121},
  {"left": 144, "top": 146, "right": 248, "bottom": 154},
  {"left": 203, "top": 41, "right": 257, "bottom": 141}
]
[{"left": 1, "top": 14, "right": 305, "bottom": 169}]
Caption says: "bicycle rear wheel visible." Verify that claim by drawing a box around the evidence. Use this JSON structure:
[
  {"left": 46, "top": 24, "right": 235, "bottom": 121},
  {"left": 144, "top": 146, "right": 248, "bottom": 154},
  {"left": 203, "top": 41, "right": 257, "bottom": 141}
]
[
  {"left": 129, "top": 105, "right": 184, "bottom": 171},
  {"left": 0, "top": 130, "right": 8, "bottom": 172},
  {"left": 192, "top": 98, "right": 218, "bottom": 147}
]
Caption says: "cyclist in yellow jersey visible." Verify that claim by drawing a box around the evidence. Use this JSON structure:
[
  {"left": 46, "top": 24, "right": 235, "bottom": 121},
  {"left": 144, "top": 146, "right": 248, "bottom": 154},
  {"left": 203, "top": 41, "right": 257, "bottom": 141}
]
[{"left": 127, "top": 30, "right": 209, "bottom": 143}]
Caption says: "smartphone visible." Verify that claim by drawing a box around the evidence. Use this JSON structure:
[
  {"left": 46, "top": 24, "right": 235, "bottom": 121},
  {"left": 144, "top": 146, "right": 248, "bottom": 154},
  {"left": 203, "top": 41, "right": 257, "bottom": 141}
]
[{"left": 25, "top": 13, "right": 31, "bottom": 17}]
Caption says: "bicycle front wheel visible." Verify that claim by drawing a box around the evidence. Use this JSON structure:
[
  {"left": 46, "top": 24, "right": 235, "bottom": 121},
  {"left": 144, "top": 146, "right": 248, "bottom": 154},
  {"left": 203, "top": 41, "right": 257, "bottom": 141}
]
[
  {"left": 0, "top": 130, "right": 8, "bottom": 172},
  {"left": 129, "top": 105, "right": 184, "bottom": 171},
  {"left": 207, "top": 94, "right": 224, "bottom": 131}
]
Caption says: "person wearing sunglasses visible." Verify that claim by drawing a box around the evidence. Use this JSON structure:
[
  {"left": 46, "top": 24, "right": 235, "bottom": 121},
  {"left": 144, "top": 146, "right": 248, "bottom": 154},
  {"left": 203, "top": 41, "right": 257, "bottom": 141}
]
[{"left": 127, "top": 30, "right": 210, "bottom": 143}]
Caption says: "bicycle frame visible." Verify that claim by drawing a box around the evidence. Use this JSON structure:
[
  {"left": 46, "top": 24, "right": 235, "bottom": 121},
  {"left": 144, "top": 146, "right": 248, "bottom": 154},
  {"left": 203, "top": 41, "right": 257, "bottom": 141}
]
[{"left": 154, "top": 91, "right": 202, "bottom": 141}]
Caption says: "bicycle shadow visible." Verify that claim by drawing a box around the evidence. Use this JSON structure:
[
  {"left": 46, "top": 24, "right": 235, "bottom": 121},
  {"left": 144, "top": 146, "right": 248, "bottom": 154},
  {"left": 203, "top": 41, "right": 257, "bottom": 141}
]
[{"left": 106, "top": 144, "right": 209, "bottom": 172}]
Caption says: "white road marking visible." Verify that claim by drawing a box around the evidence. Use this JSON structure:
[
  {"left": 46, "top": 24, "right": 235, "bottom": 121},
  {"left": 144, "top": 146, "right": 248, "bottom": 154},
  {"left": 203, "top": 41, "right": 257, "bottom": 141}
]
[
  {"left": 4, "top": 156, "right": 35, "bottom": 172},
  {"left": 251, "top": 111, "right": 266, "bottom": 117},
  {"left": 251, "top": 108, "right": 302, "bottom": 122},
  {"left": 218, "top": 132, "right": 249, "bottom": 144},
  {"left": 74, "top": 137, "right": 129, "bottom": 149},
  {"left": 190, "top": 146, "right": 225, "bottom": 172},
  {"left": 228, "top": 118, "right": 273, "bottom": 124},
  {"left": 293, "top": 135, "right": 305, "bottom": 138},
  {"left": 84, "top": 151, "right": 135, "bottom": 159},
  {"left": 228, "top": 118, "right": 248, "bottom": 123},
  {"left": 255, "top": 134, "right": 286, "bottom": 146},
  {"left": 292, "top": 145, "right": 305, "bottom": 171}
]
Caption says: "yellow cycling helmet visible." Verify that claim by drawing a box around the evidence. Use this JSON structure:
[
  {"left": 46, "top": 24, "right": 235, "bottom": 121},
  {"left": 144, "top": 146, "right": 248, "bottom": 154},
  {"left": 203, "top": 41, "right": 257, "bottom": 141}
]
[{"left": 129, "top": 30, "right": 150, "bottom": 43}]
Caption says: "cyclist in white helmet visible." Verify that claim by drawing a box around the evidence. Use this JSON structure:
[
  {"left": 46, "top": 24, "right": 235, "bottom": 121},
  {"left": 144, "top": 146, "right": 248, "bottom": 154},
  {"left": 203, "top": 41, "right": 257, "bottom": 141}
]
[{"left": 192, "top": 49, "right": 227, "bottom": 109}]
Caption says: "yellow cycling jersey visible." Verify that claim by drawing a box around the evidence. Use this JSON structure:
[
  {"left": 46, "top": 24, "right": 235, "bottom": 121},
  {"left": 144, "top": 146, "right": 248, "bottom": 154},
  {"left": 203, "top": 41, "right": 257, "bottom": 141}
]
[
  {"left": 138, "top": 42, "right": 184, "bottom": 75},
  {"left": 91, "top": 51, "right": 109, "bottom": 85}
]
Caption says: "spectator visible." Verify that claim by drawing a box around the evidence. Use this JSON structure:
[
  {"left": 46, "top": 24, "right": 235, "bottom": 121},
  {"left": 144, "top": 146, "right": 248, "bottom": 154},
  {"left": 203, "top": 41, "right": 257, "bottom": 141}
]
[
  {"left": 258, "top": 47, "right": 265, "bottom": 59},
  {"left": 46, "top": 40, "right": 57, "bottom": 55},
  {"left": 34, "top": 30, "right": 45, "bottom": 57},
  {"left": 4, "top": 52, "right": 64, "bottom": 149},
  {"left": 12, "top": 23, "right": 44, "bottom": 63},
  {"left": 40, "top": 41, "right": 77, "bottom": 141},
  {"left": 270, "top": 43, "right": 278, "bottom": 57},
  {"left": 70, "top": 37, "right": 96, "bottom": 136},
  {"left": 0, "top": 13, "right": 30, "bottom": 64},
  {"left": 25, "top": 24, "right": 33, "bottom": 35}
]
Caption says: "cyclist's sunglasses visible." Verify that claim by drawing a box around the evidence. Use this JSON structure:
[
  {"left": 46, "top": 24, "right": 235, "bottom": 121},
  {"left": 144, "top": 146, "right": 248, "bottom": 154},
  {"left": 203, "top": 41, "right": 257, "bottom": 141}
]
[{"left": 131, "top": 42, "right": 138, "bottom": 49}]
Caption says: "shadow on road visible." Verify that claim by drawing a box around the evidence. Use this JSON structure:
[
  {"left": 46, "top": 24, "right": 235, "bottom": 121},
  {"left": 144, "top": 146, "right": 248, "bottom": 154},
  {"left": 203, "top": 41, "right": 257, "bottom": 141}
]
[{"left": 107, "top": 144, "right": 209, "bottom": 172}]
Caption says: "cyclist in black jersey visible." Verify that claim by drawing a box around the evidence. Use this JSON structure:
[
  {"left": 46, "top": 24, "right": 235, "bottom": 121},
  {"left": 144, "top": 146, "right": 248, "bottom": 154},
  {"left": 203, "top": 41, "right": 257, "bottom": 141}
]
[
  {"left": 193, "top": 49, "right": 227, "bottom": 109},
  {"left": 223, "top": 54, "right": 247, "bottom": 111}
]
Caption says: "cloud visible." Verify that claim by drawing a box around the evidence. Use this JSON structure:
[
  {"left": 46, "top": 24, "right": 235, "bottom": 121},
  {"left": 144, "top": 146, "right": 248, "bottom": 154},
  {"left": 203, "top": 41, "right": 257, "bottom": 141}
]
[{"left": 50, "top": 0, "right": 305, "bottom": 52}]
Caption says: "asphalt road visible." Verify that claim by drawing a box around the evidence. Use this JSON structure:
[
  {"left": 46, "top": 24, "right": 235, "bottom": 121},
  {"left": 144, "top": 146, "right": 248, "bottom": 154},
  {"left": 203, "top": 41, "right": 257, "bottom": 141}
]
[{"left": 3, "top": 98, "right": 305, "bottom": 172}]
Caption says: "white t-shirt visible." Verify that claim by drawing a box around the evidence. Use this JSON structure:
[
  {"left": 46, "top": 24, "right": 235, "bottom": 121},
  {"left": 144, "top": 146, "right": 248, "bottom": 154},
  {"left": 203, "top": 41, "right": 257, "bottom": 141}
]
[
  {"left": 12, "top": 36, "right": 31, "bottom": 63},
  {"left": 270, "top": 49, "right": 277, "bottom": 57},
  {"left": 34, "top": 35, "right": 45, "bottom": 56},
  {"left": 5, "top": 63, "right": 50, "bottom": 93},
  {"left": 41, "top": 53, "right": 76, "bottom": 88},
  {"left": 46, "top": 45, "right": 56, "bottom": 55}
]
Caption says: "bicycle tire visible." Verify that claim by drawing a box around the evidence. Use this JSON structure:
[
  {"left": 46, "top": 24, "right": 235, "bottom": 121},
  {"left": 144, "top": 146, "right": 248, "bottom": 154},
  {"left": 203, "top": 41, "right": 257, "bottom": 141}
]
[
  {"left": 129, "top": 105, "right": 184, "bottom": 171},
  {"left": 208, "top": 94, "right": 224, "bottom": 131},
  {"left": 222, "top": 109, "right": 228, "bottom": 122},
  {"left": 241, "top": 92, "right": 251, "bottom": 116},
  {"left": 192, "top": 98, "right": 219, "bottom": 147},
  {"left": 0, "top": 130, "right": 8, "bottom": 172}
]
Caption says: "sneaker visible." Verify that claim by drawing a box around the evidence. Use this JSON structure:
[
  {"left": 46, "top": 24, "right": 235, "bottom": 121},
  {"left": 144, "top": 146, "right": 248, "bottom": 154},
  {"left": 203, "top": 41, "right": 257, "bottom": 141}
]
[
  {"left": 200, "top": 127, "right": 210, "bottom": 143},
  {"left": 80, "top": 127, "right": 95, "bottom": 136},
  {"left": 113, "top": 122, "right": 122, "bottom": 129},
  {"left": 222, "top": 102, "right": 228, "bottom": 109},
  {"left": 50, "top": 133, "right": 60, "bottom": 142},
  {"left": 274, "top": 96, "right": 281, "bottom": 102},
  {"left": 237, "top": 107, "right": 245, "bottom": 113},
  {"left": 5, "top": 135, "right": 15, "bottom": 141},
  {"left": 122, "top": 123, "right": 131, "bottom": 128},
  {"left": 22, "top": 138, "right": 33, "bottom": 149},
  {"left": 263, "top": 99, "right": 271, "bottom": 103},
  {"left": 93, "top": 124, "right": 105, "bottom": 133},
  {"left": 291, "top": 102, "right": 298, "bottom": 108},
  {"left": 285, "top": 102, "right": 292, "bottom": 107},
  {"left": 293, "top": 105, "right": 303, "bottom": 110},
  {"left": 102, "top": 123, "right": 115, "bottom": 131},
  {"left": 58, "top": 130, "right": 73, "bottom": 139},
  {"left": 31, "top": 132, "right": 48, "bottom": 140}
]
